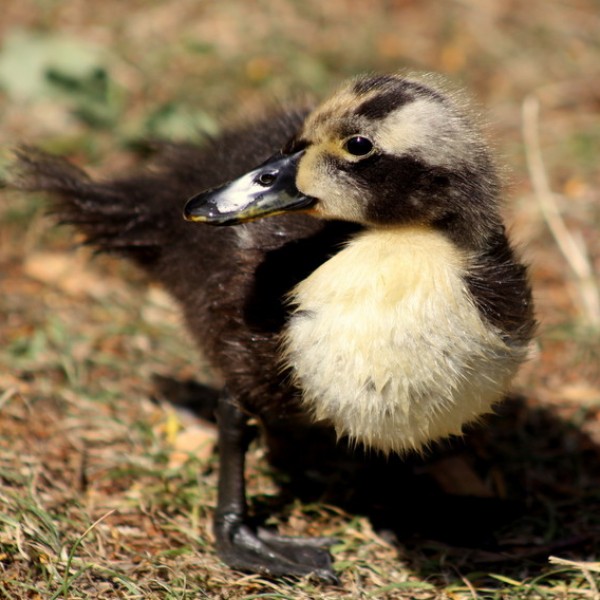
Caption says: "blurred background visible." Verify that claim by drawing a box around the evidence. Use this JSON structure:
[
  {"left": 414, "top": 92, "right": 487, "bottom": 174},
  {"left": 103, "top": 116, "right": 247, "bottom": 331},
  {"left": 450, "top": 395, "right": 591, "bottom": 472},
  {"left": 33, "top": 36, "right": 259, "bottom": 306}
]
[{"left": 0, "top": 1, "right": 599, "bottom": 598}]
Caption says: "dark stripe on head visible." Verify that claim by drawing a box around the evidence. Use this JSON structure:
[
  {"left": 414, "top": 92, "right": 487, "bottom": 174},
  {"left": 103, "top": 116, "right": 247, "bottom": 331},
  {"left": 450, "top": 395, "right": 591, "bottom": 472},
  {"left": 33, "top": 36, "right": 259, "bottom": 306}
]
[
  {"left": 353, "top": 75, "right": 449, "bottom": 121},
  {"left": 355, "top": 88, "right": 415, "bottom": 120},
  {"left": 352, "top": 74, "right": 402, "bottom": 95}
]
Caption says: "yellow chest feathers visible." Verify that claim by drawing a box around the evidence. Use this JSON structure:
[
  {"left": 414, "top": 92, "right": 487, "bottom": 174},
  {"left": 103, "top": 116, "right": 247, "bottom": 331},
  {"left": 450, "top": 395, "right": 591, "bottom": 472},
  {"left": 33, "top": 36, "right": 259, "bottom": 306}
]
[{"left": 283, "top": 227, "right": 527, "bottom": 454}]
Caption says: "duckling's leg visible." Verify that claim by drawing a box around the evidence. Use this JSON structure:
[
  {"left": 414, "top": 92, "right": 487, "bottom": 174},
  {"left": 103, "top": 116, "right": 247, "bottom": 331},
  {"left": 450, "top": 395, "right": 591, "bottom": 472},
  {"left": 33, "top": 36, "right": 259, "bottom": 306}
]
[{"left": 214, "top": 392, "right": 339, "bottom": 584}]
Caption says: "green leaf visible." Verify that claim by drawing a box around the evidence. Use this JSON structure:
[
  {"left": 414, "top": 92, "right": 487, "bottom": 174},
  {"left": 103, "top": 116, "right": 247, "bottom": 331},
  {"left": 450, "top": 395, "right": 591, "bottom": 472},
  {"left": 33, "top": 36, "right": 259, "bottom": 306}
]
[{"left": 0, "top": 29, "right": 107, "bottom": 102}]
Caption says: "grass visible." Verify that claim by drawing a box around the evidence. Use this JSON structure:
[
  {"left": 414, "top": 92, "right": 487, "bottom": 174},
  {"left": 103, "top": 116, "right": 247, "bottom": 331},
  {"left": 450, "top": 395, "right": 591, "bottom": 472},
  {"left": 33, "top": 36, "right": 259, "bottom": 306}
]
[{"left": 1, "top": 0, "right": 600, "bottom": 598}]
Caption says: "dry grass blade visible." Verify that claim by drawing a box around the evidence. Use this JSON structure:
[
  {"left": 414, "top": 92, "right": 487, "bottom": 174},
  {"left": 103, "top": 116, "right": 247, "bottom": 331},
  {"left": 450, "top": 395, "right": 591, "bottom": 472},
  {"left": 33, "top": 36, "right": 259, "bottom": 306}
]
[
  {"left": 549, "top": 556, "right": 600, "bottom": 600},
  {"left": 522, "top": 94, "right": 600, "bottom": 327}
]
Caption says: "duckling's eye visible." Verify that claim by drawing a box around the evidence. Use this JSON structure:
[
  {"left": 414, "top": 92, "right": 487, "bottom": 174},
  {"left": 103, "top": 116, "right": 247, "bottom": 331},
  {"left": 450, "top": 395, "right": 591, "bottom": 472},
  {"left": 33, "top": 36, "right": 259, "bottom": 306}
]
[{"left": 344, "top": 135, "right": 374, "bottom": 157}]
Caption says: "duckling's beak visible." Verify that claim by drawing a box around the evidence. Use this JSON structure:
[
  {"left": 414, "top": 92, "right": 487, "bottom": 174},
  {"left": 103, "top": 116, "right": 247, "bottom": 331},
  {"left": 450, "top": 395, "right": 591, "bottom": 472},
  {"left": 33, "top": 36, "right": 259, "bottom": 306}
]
[{"left": 183, "top": 150, "right": 316, "bottom": 225}]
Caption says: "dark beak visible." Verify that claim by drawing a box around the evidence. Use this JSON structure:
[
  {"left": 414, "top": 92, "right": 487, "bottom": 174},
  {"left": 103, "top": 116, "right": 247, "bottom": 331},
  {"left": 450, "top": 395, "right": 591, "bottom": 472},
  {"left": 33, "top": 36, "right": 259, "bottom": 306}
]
[{"left": 183, "top": 150, "right": 316, "bottom": 225}]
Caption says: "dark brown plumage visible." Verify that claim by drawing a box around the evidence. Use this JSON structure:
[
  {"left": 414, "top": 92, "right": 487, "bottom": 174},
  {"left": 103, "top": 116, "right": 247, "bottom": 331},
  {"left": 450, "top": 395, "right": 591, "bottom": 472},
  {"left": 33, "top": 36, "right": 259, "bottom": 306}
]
[
  {"left": 15, "top": 114, "right": 345, "bottom": 417},
  {"left": 12, "top": 73, "right": 535, "bottom": 583}
]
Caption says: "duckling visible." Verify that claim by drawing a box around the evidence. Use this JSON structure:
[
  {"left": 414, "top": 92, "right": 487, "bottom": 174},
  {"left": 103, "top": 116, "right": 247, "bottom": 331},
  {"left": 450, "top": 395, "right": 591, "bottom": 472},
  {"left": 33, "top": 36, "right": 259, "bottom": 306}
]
[{"left": 14, "top": 73, "right": 535, "bottom": 583}]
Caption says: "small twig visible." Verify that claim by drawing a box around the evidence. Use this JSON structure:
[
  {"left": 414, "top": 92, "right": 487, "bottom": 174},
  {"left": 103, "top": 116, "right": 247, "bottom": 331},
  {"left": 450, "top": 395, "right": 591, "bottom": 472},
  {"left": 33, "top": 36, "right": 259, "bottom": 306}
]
[{"left": 522, "top": 94, "right": 600, "bottom": 327}]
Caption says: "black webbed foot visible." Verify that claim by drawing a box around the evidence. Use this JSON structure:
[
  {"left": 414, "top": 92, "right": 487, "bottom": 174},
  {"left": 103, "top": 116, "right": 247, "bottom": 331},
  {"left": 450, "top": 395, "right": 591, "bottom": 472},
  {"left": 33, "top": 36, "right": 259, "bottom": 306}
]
[
  {"left": 214, "top": 391, "right": 340, "bottom": 584},
  {"left": 216, "top": 518, "right": 339, "bottom": 584}
]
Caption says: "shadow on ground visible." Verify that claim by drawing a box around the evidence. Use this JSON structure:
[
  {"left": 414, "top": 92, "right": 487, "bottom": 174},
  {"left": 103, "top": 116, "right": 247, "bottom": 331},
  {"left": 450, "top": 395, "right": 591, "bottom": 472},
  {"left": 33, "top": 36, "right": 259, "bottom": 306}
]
[{"left": 163, "top": 377, "right": 600, "bottom": 584}]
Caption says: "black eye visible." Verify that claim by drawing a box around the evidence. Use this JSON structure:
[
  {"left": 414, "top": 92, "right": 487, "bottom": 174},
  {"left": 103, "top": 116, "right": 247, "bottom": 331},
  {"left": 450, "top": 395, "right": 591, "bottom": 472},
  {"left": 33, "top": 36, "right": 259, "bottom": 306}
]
[{"left": 344, "top": 135, "right": 374, "bottom": 157}]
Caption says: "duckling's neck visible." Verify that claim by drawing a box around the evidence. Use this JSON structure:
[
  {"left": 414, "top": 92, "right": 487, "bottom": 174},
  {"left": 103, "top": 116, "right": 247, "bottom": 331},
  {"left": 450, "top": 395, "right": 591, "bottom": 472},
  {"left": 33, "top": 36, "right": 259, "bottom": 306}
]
[{"left": 282, "top": 225, "right": 526, "bottom": 454}]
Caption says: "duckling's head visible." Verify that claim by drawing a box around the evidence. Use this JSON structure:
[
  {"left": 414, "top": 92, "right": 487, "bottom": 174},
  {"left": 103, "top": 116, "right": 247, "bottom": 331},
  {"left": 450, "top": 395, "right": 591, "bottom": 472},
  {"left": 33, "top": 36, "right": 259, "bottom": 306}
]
[{"left": 185, "top": 74, "right": 502, "bottom": 248}]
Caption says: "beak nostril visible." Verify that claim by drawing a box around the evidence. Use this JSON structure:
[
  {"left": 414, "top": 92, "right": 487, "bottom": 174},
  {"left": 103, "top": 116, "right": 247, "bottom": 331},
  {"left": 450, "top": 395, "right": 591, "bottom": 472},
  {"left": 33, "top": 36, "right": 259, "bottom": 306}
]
[{"left": 257, "top": 171, "right": 278, "bottom": 187}]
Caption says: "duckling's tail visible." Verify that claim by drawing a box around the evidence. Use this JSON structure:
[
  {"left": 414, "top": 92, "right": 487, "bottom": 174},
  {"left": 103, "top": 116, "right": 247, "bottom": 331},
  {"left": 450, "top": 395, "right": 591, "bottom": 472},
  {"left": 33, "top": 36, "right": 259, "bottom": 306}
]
[
  {"left": 11, "top": 110, "right": 309, "bottom": 276},
  {"left": 12, "top": 146, "right": 192, "bottom": 271}
]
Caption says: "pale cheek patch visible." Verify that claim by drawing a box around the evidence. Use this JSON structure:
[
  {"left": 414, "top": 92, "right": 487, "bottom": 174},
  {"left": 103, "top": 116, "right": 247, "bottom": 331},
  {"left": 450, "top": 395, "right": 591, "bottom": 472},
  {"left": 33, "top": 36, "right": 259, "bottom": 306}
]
[
  {"left": 297, "top": 148, "right": 366, "bottom": 223},
  {"left": 283, "top": 228, "right": 527, "bottom": 454},
  {"left": 375, "top": 98, "right": 474, "bottom": 167}
]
